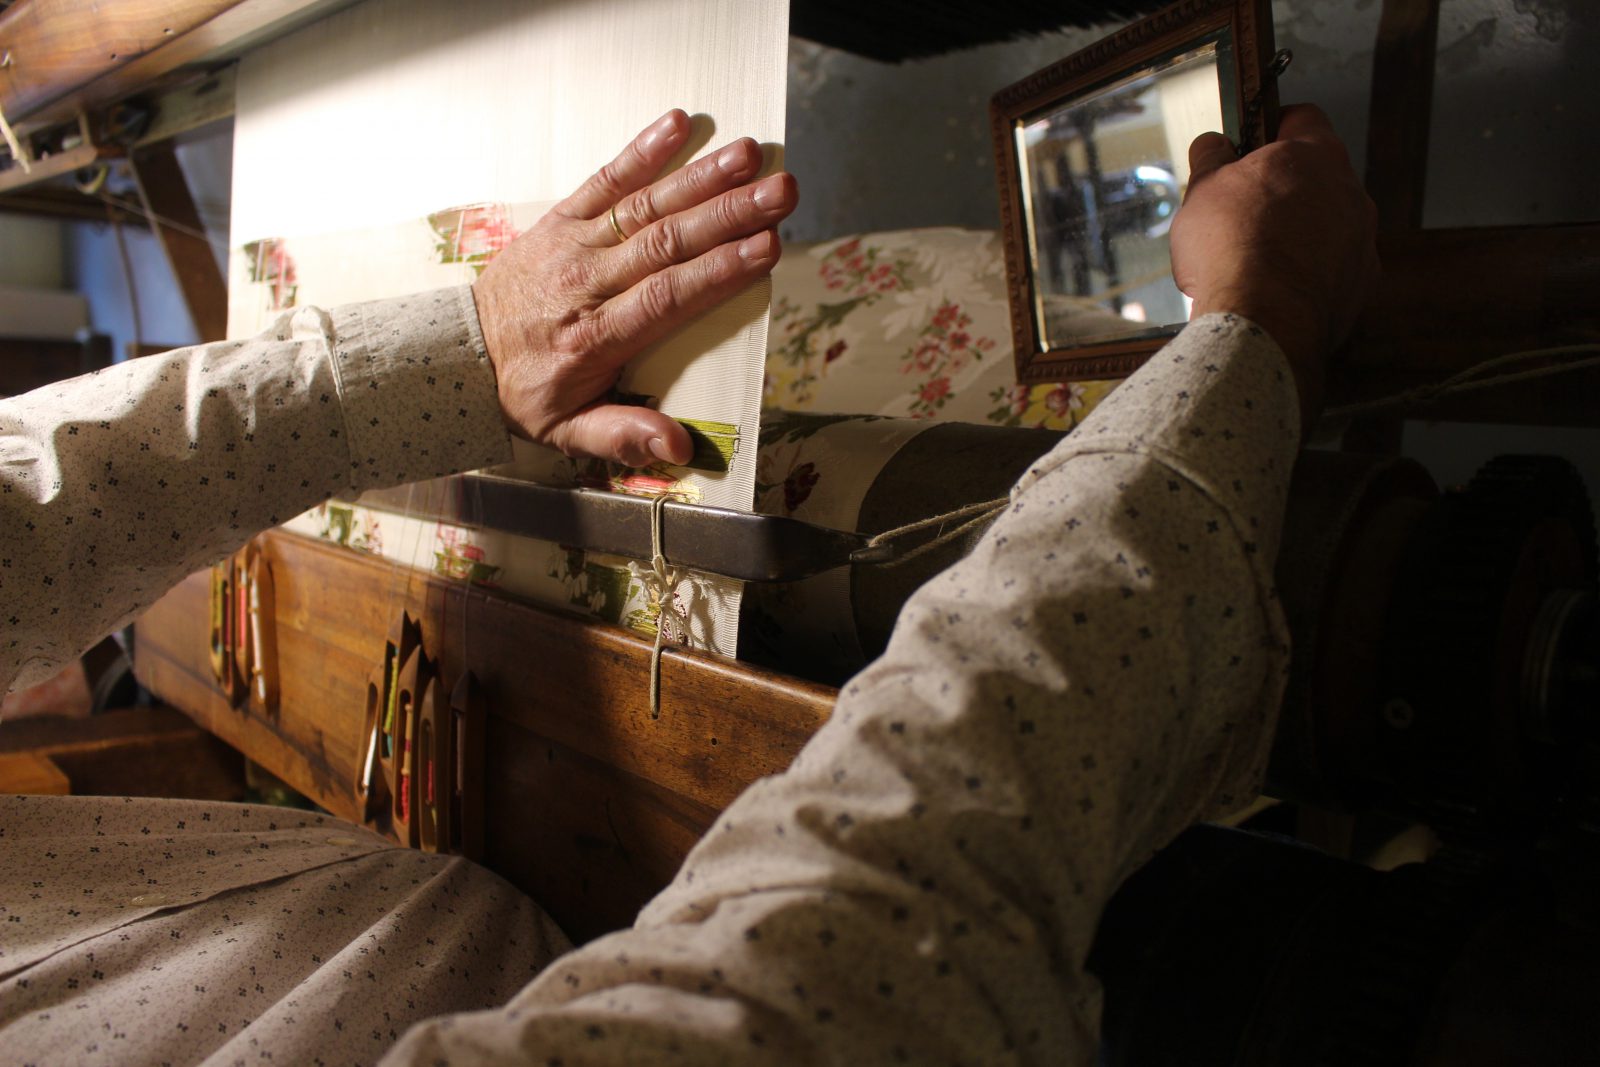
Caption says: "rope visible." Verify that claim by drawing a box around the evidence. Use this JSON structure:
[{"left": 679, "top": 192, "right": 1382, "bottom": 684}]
[
  {"left": 1322, "top": 344, "right": 1600, "bottom": 422},
  {"left": 109, "top": 207, "right": 144, "bottom": 356},
  {"left": 863, "top": 494, "right": 1013, "bottom": 568},
  {"left": 92, "top": 186, "right": 231, "bottom": 257},
  {"left": 645, "top": 492, "right": 687, "bottom": 719}
]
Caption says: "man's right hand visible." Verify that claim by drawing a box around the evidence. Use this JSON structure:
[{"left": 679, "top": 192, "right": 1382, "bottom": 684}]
[{"left": 1171, "top": 104, "right": 1379, "bottom": 426}]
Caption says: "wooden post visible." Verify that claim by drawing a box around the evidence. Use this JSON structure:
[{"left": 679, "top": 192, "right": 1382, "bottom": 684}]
[
  {"left": 1346, "top": 0, "right": 1443, "bottom": 454},
  {"left": 1364, "top": 0, "right": 1443, "bottom": 231},
  {"left": 130, "top": 142, "right": 227, "bottom": 342}
]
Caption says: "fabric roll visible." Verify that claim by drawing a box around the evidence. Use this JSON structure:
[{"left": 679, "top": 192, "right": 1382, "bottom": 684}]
[{"left": 744, "top": 413, "right": 1064, "bottom": 683}]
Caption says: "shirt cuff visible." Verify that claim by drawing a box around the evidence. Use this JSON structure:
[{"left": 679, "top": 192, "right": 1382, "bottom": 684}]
[
  {"left": 1015, "top": 312, "right": 1302, "bottom": 573},
  {"left": 327, "top": 285, "right": 512, "bottom": 492}
]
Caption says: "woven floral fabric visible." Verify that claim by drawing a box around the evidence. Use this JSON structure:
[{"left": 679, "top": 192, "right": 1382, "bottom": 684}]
[
  {"left": 281, "top": 230, "right": 1130, "bottom": 660},
  {"left": 765, "top": 227, "right": 1121, "bottom": 429}
]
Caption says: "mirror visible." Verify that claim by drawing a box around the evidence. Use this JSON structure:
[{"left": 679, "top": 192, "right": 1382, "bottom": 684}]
[{"left": 991, "top": 0, "right": 1278, "bottom": 383}]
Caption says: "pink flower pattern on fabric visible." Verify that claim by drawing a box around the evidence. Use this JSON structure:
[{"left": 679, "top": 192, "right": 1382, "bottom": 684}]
[
  {"left": 901, "top": 300, "right": 995, "bottom": 418},
  {"left": 428, "top": 203, "right": 517, "bottom": 276},
  {"left": 782, "top": 462, "right": 821, "bottom": 513},
  {"left": 765, "top": 228, "right": 1122, "bottom": 430},
  {"left": 769, "top": 239, "right": 911, "bottom": 406}
]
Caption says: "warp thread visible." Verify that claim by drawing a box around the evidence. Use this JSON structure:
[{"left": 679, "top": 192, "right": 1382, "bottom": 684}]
[
  {"left": 1322, "top": 343, "right": 1600, "bottom": 422},
  {"left": 863, "top": 494, "right": 1013, "bottom": 568}
]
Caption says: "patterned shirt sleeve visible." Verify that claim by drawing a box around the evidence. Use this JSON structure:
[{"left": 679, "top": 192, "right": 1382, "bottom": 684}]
[
  {"left": 384, "top": 313, "right": 1304, "bottom": 1066},
  {"left": 0, "top": 285, "right": 510, "bottom": 696}
]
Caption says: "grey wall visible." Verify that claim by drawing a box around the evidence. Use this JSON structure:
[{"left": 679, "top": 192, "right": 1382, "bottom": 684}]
[
  {"left": 783, "top": 26, "right": 1114, "bottom": 243},
  {"left": 0, "top": 216, "right": 65, "bottom": 288},
  {"left": 63, "top": 123, "right": 233, "bottom": 360}
]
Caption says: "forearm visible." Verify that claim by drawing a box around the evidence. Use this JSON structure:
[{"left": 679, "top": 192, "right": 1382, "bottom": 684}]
[
  {"left": 0, "top": 286, "right": 510, "bottom": 695},
  {"left": 384, "top": 313, "right": 1302, "bottom": 1065}
]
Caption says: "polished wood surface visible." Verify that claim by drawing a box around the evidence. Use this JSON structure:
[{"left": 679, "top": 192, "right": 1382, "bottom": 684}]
[
  {"left": 0, "top": 752, "right": 71, "bottom": 794},
  {"left": 0, "top": 334, "right": 112, "bottom": 395},
  {"left": 136, "top": 529, "right": 837, "bottom": 939},
  {"left": 0, "top": 705, "right": 246, "bottom": 799}
]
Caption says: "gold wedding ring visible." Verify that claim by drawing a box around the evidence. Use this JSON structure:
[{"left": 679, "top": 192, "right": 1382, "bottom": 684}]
[{"left": 608, "top": 204, "right": 628, "bottom": 244}]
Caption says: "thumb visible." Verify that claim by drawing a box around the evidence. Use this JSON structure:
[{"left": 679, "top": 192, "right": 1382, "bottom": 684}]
[
  {"left": 1185, "top": 131, "right": 1237, "bottom": 197},
  {"left": 549, "top": 403, "right": 694, "bottom": 469}
]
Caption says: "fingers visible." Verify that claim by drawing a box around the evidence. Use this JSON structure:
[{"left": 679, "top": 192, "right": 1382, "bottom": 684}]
[
  {"left": 1276, "top": 103, "right": 1354, "bottom": 171},
  {"left": 1276, "top": 103, "right": 1337, "bottom": 143},
  {"left": 562, "top": 110, "right": 691, "bottom": 220},
  {"left": 599, "top": 172, "right": 796, "bottom": 293},
  {"left": 1185, "top": 131, "right": 1237, "bottom": 199},
  {"left": 549, "top": 402, "right": 694, "bottom": 467},
  {"left": 608, "top": 137, "right": 764, "bottom": 241},
  {"left": 539, "top": 227, "right": 783, "bottom": 465},
  {"left": 585, "top": 229, "right": 781, "bottom": 367}
]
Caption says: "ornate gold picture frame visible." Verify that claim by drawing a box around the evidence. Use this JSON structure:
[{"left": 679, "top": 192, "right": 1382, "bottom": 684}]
[{"left": 991, "top": 0, "right": 1280, "bottom": 384}]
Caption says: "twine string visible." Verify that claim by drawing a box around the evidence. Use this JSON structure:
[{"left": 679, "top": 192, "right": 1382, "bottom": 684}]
[
  {"left": 645, "top": 492, "right": 691, "bottom": 720},
  {"left": 863, "top": 494, "right": 1013, "bottom": 568}
]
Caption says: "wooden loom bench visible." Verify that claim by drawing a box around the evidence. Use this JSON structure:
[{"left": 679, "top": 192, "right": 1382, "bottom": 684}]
[{"left": 134, "top": 528, "right": 838, "bottom": 943}]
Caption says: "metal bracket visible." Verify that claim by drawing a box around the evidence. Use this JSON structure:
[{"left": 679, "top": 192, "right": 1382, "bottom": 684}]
[{"left": 355, "top": 475, "right": 895, "bottom": 583}]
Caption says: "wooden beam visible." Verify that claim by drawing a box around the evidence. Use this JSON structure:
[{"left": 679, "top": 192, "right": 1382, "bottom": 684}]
[
  {"left": 1350, "top": 224, "right": 1600, "bottom": 371},
  {"left": 0, "top": 0, "right": 351, "bottom": 135},
  {"left": 0, "top": 1, "right": 242, "bottom": 122},
  {"left": 0, "top": 705, "right": 246, "bottom": 800},
  {"left": 135, "top": 530, "right": 837, "bottom": 824},
  {"left": 1330, "top": 224, "right": 1600, "bottom": 428},
  {"left": 0, "top": 185, "right": 148, "bottom": 224},
  {"left": 130, "top": 141, "right": 227, "bottom": 341},
  {"left": 1364, "top": 0, "right": 1443, "bottom": 230},
  {"left": 0, "top": 140, "right": 116, "bottom": 193},
  {"left": 133, "top": 63, "right": 235, "bottom": 146}
]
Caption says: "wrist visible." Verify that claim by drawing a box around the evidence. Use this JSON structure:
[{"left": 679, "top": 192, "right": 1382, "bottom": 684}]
[{"left": 1191, "top": 292, "right": 1325, "bottom": 431}]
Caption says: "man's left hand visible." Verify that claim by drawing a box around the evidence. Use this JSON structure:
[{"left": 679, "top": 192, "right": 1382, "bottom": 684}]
[{"left": 472, "top": 109, "right": 797, "bottom": 467}]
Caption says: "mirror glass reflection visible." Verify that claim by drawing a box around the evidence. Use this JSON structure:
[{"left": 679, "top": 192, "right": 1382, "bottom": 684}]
[{"left": 1017, "top": 40, "right": 1226, "bottom": 351}]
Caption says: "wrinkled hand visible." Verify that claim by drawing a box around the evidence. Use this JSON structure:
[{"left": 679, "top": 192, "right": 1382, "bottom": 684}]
[
  {"left": 472, "top": 109, "right": 797, "bottom": 466},
  {"left": 1171, "top": 104, "right": 1378, "bottom": 424}
]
